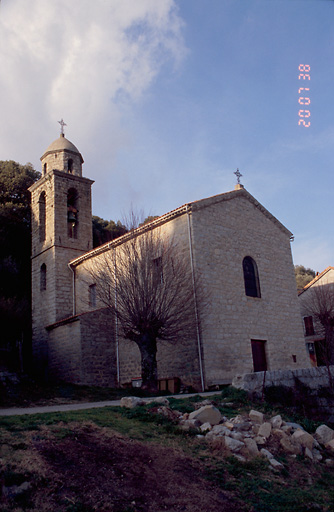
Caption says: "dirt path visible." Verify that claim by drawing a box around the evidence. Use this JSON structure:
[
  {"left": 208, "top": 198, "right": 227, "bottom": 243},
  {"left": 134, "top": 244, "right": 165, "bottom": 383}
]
[{"left": 0, "top": 391, "right": 219, "bottom": 416}]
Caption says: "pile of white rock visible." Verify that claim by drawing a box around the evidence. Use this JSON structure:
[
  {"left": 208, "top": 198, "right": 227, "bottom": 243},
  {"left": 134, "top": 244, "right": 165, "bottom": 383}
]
[{"left": 120, "top": 396, "right": 334, "bottom": 468}]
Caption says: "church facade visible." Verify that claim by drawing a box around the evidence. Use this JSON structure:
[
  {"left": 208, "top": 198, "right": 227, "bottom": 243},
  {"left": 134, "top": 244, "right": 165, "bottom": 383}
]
[{"left": 29, "top": 132, "right": 310, "bottom": 390}]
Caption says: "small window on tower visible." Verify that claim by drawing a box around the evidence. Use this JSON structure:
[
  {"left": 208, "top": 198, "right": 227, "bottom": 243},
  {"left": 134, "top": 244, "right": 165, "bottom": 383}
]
[
  {"left": 40, "top": 264, "right": 47, "bottom": 291},
  {"left": 67, "top": 188, "right": 78, "bottom": 239},
  {"left": 43, "top": 163, "right": 47, "bottom": 175},
  {"left": 39, "top": 192, "right": 46, "bottom": 242},
  {"left": 68, "top": 159, "right": 73, "bottom": 173}
]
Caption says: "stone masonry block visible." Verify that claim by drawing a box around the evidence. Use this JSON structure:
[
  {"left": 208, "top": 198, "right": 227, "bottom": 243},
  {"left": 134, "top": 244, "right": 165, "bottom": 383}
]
[
  {"left": 189, "top": 405, "right": 222, "bottom": 426},
  {"left": 249, "top": 410, "right": 264, "bottom": 424}
]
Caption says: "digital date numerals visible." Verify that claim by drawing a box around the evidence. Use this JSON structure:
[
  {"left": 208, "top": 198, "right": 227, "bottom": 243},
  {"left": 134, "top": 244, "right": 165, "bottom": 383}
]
[{"left": 298, "top": 64, "right": 311, "bottom": 127}]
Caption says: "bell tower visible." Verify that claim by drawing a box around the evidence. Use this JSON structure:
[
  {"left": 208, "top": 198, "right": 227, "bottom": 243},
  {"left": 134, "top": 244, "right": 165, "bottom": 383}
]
[{"left": 29, "top": 122, "right": 94, "bottom": 371}]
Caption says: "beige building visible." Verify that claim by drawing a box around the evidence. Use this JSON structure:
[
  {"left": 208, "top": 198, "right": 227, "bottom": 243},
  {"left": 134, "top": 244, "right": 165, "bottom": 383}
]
[
  {"left": 299, "top": 267, "right": 334, "bottom": 367},
  {"left": 29, "top": 132, "right": 309, "bottom": 390}
]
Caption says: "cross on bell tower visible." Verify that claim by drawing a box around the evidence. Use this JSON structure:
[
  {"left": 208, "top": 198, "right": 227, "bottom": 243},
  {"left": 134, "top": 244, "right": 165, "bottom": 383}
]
[{"left": 58, "top": 118, "right": 67, "bottom": 136}]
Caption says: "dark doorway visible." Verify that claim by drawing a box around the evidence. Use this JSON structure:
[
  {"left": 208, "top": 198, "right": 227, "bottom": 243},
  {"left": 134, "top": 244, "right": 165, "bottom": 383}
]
[
  {"left": 251, "top": 339, "right": 267, "bottom": 372},
  {"left": 314, "top": 339, "right": 326, "bottom": 367}
]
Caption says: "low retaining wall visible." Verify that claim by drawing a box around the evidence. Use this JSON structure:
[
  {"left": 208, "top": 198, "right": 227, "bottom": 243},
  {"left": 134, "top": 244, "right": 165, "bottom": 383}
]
[{"left": 232, "top": 366, "right": 334, "bottom": 395}]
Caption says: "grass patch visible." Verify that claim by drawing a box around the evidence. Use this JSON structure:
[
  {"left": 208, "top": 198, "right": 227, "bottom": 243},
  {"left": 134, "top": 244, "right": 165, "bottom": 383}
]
[
  {"left": 206, "top": 455, "right": 330, "bottom": 512},
  {"left": 0, "top": 376, "right": 163, "bottom": 408}
]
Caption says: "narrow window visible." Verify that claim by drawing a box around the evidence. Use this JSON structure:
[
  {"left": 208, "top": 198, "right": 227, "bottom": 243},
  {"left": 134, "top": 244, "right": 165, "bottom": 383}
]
[
  {"left": 68, "top": 159, "right": 73, "bottom": 173},
  {"left": 153, "top": 256, "right": 163, "bottom": 284},
  {"left": 89, "top": 284, "right": 96, "bottom": 308},
  {"left": 251, "top": 339, "right": 267, "bottom": 372},
  {"left": 243, "top": 256, "right": 261, "bottom": 298},
  {"left": 303, "top": 316, "right": 314, "bottom": 336},
  {"left": 39, "top": 192, "right": 46, "bottom": 242},
  {"left": 67, "top": 188, "right": 78, "bottom": 239},
  {"left": 43, "top": 163, "right": 47, "bottom": 175},
  {"left": 40, "top": 263, "right": 46, "bottom": 291}
]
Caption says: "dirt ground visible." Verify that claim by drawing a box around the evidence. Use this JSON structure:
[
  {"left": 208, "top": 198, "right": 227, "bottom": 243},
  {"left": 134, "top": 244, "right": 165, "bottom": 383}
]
[{"left": 2, "top": 422, "right": 242, "bottom": 512}]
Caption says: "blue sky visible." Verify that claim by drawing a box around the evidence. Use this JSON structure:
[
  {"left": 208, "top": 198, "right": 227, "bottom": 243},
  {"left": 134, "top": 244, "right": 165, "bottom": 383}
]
[{"left": 0, "top": 0, "right": 333, "bottom": 272}]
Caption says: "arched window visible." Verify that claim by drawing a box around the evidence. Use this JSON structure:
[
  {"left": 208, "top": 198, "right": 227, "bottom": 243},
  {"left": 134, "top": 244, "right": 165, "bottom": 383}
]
[
  {"left": 40, "top": 263, "right": 46, "bottom": 291},
  {"left": 243, "top": 256, "right": 261, "bottom": 298},
  {"left": 68, "top": 159, "right": 73, "bottom": 173},
  {"left": 89, "top": 284, "right": 97, "bottom": 308},
  {"left": 43, "top": 163, "right": 47, "bottom": 175},
  {"left": 39, "top": 192, "right": 46, "bottom": 242},
  {"left": 67, "top": 188, "right": 78, "bottom": 239}
]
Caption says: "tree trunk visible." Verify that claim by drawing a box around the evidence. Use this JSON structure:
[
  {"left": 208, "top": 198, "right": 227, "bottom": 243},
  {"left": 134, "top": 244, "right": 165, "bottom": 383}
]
[{"left": 138, "top": 333, "right": 158, "bottom": 392}]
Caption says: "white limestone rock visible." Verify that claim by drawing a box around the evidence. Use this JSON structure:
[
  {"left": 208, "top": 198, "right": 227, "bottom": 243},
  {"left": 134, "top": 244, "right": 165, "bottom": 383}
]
[
  {"left": 120, "top": 396, "right": 145, "bottom": 408},
  {"left": 314, "top": 425, "right": 334, "bottom": 446},
  {"left": 271, "top": 415, "right": 283, "bottom": 429},
  {"left": 210, "top": 424, "right": 232, "bottom": 437},
  {"left": 260, "top": 448, "right": 274, "bottom": 460},
  {"left": 233, "top": 454, "right": 247, "bottom": 462},
  {"left": 258, "top": 422, "right": 272, "bottom": 439},
  {"left": 225, "top": 436, "right": 245, "bottom": 453},
  {"left": 224, "top": 421, "right": 234, "bottom": 430},
  {"left": 305, "top": 447, "right": 314, "bottom": 460},
  {"left": 179, "top": 419, "right": 201, "bottom": 431},
  {"left": 271, "top": 428, "right": 286, "bottom": 439},
  {"left": 149, "top": 396, "right": 170, "bottom": 406},
  {"left": 254, "top": 436, "right": 266, "bottom": 446},
  {"left": 269, "top": 458, "right": 283, "bottom": 469},
  {"left": 325, "top": 439, "right": 334, "bottom": 452},
  {"left": 280, "top": 436, "right": 302, "bottom": 455},
  {"left": 244, "top": 438, "right": 259, "bottom": 457},
  {"left": 200, "top": 422, "right": 212, "bottom": 433},
  {"left": 189, "top": 405, "right": 222, "bottom": 426},
  {"left": 231, "top": 432, "right": 244, "bottom": 441},
  {"left": 292, "top": 429, "right": 314, "bottom": 451},
  {"left": 205, "top": 425, "right": 231, "bottom": 441},
  {"left": 313, "top": 449, "right": 323, "bottom": 462},
  {"left": 249, "top": 410, "right": 264, "bottom": 424},
  {"left": 285, "top": 422, "right": 305, "bottom": 432}
]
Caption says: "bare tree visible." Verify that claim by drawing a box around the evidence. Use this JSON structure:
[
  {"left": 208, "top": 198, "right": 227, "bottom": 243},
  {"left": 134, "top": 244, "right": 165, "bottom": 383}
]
[
  {"left": 303, "top": 283, "right": 334, "bottom": 387},
  {"left": 86, "top": 224, "right": 203, "bottom": 391}
]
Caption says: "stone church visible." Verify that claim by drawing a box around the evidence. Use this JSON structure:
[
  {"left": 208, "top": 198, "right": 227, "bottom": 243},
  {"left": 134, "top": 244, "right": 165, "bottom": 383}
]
[{"left": 29, "top": 131, "right": 310, "bottom": 391}]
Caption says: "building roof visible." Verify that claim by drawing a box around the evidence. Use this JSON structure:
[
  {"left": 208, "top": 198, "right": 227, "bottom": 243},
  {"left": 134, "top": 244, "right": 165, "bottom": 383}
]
[
  {"left": 298, "top": 266, "right": 334, "bottom": 296},
  {"left": 40, "top": 134, "right": 84, "bottom": 163},
  {"left": 70, "top": 185, "right": 293, "bottom": 268}
]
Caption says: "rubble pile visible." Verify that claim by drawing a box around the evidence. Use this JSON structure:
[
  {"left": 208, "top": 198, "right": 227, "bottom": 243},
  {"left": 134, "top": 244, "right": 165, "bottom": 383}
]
[{"left": 120, "top": 396, "right": 334, "bottom": 468}]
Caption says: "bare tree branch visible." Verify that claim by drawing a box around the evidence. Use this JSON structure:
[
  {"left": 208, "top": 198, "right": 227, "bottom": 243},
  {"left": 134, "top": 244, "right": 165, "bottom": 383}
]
[
  {"left": 84, "top": 224, "right": 205, "bottom": 390},
  {"left": 303, "top": 283, "right": 334, "bottom": 386}
]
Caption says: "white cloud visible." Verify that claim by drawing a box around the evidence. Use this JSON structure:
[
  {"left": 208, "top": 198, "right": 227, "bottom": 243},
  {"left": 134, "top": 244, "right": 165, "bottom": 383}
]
[{"left": 0, "top": 0, "right": 185, "bottom": 166}]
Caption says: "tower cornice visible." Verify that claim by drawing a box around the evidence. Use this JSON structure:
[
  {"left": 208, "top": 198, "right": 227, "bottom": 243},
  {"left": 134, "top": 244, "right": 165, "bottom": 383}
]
[{"left": 28, "top": 169, "right": 94, "bottom": 193}]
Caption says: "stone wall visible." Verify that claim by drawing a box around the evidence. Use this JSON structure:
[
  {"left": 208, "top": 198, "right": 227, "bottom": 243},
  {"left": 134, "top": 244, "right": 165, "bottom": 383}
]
[
  {"left": 232, "top": 366, "right": 334, "bottom": 395},
  {"left": 47, "top": 318, "right": 82, "bottom": 383},
  {"left": 47, "top": 309, "right": 117, "bottom": 386},
  {"left": 191, "top": 189, "right": 309, "bottom": 386}
]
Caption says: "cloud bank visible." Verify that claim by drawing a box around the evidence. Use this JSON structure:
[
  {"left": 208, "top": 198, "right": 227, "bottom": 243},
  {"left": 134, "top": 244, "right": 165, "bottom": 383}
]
[{"left": 0, "top": 0, "right": 185, "bottom": 168}]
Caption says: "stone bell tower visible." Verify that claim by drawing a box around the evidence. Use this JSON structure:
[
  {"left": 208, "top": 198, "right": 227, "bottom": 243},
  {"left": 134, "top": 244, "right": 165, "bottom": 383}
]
[{"left": 29, "top": 122, "right": 94, "bottom": 372}]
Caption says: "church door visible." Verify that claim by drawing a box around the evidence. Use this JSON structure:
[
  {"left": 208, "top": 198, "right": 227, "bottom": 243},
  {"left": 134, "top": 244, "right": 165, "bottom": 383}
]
[{"left": 251, "top": 339, "right": 267, "bottom": 372}]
